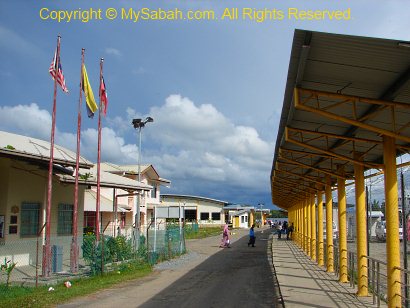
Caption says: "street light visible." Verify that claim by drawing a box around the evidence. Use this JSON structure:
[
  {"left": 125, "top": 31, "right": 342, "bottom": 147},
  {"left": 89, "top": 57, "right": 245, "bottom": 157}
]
[
  {"left": 132, "top": 116, "right": 154, "bottom": 250},
  {"left": 258, "top": 203, "right": 264, "bottom": 226}
]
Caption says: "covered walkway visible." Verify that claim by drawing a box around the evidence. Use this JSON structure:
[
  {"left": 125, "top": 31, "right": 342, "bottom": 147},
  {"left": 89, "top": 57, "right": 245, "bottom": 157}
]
[
  {"left": 272, "top": 237, "right": 386, "bottom": 307},
  {"left": 270, "top": 29, "right": 410, "bottom": 307}
]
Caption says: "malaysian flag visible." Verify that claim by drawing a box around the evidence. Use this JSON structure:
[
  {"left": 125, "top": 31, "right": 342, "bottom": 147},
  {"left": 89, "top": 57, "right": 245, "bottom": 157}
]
[{"left": 49, "top": 50, "right": 68, "bottom": 93}]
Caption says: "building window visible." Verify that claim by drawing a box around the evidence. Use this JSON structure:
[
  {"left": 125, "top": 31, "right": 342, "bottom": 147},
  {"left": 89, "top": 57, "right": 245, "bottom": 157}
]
[
  {"left": 200, "top": 212, "right": 209, "bottom": 220},
  {"left": 211, "top": 212, "right": 221, "bottom": 221},
  {"left": 20, "top": 203, "right": 40, "bottom": 237},
  {"left": 58, "top": 204, "right": 73, "bottom": 236},
  {"left": 184, "top": 209, "right": 197, "bottom": 221},
  {"left": 150, "top": 183, "right": 157, "bottom": 198},
  {"left": 84, "top": 211, "right": 96, "bottom": 233},
  {"left": 120, "top": 212, "right": 126, "bottom": 228},
  {"left": 241, "top": 216, "right": 245, "bottom": 223}
]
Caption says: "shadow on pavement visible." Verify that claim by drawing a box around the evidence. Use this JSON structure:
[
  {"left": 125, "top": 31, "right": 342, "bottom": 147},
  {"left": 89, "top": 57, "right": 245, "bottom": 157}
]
[{"left": 140, "top": 228, "right": 283, "bottom": 308}]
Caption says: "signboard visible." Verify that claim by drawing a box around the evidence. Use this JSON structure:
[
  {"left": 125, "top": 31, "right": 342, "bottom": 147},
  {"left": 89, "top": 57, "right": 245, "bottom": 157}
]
[{"left": 155, "top": 206, "right": 184, "bottom": 219}]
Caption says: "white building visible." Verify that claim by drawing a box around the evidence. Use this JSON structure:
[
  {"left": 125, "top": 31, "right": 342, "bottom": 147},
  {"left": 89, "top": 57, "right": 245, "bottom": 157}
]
[
  {"left": 160, "top": 194, "right": 229, "bottom": 226},
  {"left": 90, "top": 163, "right": 171, "bottom": 236},
  {"left": 0, "top": 131, "right": 150, "bottom": 280}
]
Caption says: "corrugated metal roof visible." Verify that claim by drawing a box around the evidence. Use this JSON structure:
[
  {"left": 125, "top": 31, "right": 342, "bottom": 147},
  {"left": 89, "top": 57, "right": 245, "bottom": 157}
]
[
  {"left": 161, "top": 194, "right": 229, "bottom": 205},
  {"left": 271, "top": 30, "right": 410, "bottom": 209},
  {"left": 100, "top": 162, "right": 171, "bottom": 185},
  {"left": 0, "top": 130, "right": 93, "bottom": 168},
  {"left": 58, "top": 166, "right": 152, "bottom": 191}
]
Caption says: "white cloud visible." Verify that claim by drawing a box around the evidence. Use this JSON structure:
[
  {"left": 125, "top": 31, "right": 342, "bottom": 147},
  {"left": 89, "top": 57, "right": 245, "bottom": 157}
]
[
  {"left": 106, "top": 107, "right": 138, "bottom": 134},
  {"left": 0, "top": 103, "right": 138, "bottom": 165},
  {"left": 0, "top": 96, "right": 274, "bottom": 203},
  {"left": 145, "top": 94, "right": 274, "bottom": 193},
  {"left": 78, "top": 128, "right": 138, "bottom": 164},
  {"left": 0, "top": 103, "right": 51, "bottom": 140},
  {"left": 105, "top": 47, "right": 122, "bottom": 57}
]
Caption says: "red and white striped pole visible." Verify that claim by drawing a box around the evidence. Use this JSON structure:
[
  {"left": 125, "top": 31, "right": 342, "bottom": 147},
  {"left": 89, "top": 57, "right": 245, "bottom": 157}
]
[
  {"left": 71, "top": 48, "right": 85, "bottom": 273},
  {"left": 43, "top": 35, "right": 61, "bottom": 277},
  {"left": 95, "top": 58, "right": 104, "bottom": 241}
]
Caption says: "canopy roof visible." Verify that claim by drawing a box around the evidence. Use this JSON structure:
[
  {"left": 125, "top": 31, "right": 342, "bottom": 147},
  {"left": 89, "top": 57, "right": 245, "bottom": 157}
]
[{"left": 271, "top": 30, "right": 410, "bottom": 209}]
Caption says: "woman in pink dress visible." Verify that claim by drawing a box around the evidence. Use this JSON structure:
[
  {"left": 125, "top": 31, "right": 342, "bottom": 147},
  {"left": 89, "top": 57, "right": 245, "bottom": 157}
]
[{"left": 220, "top": 224, "right": 230, "bottom": 248}]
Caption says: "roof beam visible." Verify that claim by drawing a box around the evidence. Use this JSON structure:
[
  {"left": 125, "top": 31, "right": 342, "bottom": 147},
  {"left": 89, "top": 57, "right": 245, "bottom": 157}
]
[
  {"left": 285, "top": 126, "right": 382, "bottom": 169},
  {"left": 275, "top": 168, "right": 325, "bottom": 187},
  {"left": 287, "top": 126, "right": 383, "bottom": 144},
  {"left": 274, "top": 174, "right": 319, "bottom": 192},
  {"left": 294, "top": 87, "right": 410, "bottom": 144},
  {"left": 278, "top": 156, "right": 347, "bottom": 180}
]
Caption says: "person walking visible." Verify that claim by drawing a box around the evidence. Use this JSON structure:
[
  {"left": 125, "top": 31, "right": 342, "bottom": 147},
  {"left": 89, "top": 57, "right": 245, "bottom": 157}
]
[
  {"left": 287, "top": 222, "right": 294, "bottom": 240},
  {"left": 220, "top": 224, "right": 231, "bottom": 248},
  {"left": 248, "top": 224, "right": 256, "bottom": 247},
  {"left": 277, "top": 222, "right": 282, "bottom": 239}
]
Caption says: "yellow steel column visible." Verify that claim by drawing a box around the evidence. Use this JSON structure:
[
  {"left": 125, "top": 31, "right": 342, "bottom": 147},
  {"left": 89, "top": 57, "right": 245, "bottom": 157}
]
[
  {"left": 311, "top": 193, "right": 317, "bottom": 262},
  {"left": 317, "top": 190, "right": 324, "bottom": 266},
  {"left": 325, "top": 175, "right": 334, "bottom": 272},
  {"left": 298, "top": 202, "right": 303, "bottom": 249},
  {"left": 293, "top": 203, "right": 300, "bottom": 246},
  {"left": 295, "top": 204, "right": 299, "bottom": 245},
  {"left": 250, "top": 210, "right": 254, "bottom": 227},
  {"left": 303, "top": 199, "right": 307, "bottom": 253},
  {"left": 354, "top": 153, "right": 368, "bottom": 296},
  {"left": 337, "top": 165, "right": 348, "bottom": 283},
  {"left": 383, "top": 135, "right": 401, "bottom": 307},
  {"left": 307, "top": 196, "right": 312, "bottom": 257},
  {"left": 300, "top": 202, "right": 303, "bottom": 248}
]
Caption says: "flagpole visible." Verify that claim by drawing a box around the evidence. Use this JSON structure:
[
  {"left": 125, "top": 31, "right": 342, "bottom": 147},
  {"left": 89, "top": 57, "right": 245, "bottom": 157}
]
[
  {"left": 70, "top": 48, "right": 85, "bottom": 273},
  {"left": 96, "top": 58, "right": 104, "bottom": 242},
  {"left": 43, "top": 35, "right": 60, "bottom": 277}
]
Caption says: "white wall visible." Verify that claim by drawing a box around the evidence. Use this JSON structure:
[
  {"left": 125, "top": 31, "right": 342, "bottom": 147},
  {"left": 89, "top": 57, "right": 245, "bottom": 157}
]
[
  {"left": 0, "top": 158, "right": 85, "bottom": 268},
  {"left": 161, "top": 196, "right": 224, "bottom": 225}
]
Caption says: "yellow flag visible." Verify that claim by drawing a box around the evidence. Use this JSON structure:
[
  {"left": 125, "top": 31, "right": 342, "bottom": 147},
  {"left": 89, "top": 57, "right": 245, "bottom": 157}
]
[{"left": 82, "top": 64, "right": 98, "bottom": 118}]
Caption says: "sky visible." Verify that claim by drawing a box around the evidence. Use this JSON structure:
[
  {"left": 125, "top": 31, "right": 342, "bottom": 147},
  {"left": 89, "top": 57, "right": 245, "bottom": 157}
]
[{"left": 1, "top": 0, "right": 410, "bottom": 209}]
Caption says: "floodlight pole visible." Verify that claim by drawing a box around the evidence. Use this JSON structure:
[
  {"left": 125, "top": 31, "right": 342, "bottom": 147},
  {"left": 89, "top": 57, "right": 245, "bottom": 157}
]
[{"left": 132, "top": 117, "right": 153, "bottom": 251}]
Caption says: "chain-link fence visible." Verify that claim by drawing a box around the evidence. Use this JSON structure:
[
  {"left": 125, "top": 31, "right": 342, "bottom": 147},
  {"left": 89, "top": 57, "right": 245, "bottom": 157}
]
[
  {"left": 1, "top": 221, "right": 186, "bottom": 286},
  {"left": 146, "top": 223, "right": 186, "bottom": 265}
]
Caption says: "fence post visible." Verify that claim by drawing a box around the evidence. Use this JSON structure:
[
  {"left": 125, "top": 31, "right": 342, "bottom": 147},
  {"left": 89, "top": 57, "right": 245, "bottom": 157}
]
[
  {"left": 372, "top": 259, "right": 375, "bottom": 305},
  {"left": 36, "top": 223, "right": 46, "bottom": 288},
  {"left": 376, "top": 262, "right": 380, "bottom": 307}
]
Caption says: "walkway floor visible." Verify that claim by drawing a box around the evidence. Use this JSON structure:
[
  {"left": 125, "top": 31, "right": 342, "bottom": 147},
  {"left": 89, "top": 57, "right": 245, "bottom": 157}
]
[{"left": 271, "top": 237, "right": 387, "bottom": 308}]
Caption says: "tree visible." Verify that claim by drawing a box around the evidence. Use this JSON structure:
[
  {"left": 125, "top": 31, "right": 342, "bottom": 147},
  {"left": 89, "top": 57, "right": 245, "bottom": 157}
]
[
  {"left": 269, "top": 210, "right": 288, "bottom": 218},
  {"left": 371, "top": 199, "right": 380, "bottom": 211}
]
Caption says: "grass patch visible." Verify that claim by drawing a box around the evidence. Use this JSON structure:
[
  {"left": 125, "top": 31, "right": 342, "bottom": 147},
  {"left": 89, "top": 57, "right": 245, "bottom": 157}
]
[
  {"left": 0, "top": 262, "right": 152, "bottom": 308},
  {"left": 185, "top": 226, "right": 222, "bottom": 239}
]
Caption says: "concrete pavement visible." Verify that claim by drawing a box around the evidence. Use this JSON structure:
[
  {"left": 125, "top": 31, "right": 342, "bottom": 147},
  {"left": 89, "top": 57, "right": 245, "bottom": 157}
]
[{"left": 271, "top": 237, "right": 387, "bottom": 307}]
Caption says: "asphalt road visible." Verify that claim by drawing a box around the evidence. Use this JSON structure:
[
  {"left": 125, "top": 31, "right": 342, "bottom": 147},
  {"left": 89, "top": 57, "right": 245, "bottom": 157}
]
[
  {"left": 60, "top": 227, "right": 281, "bottom": 308},
  {"left": 140, "top": 228, "right": 279, "bottom": 308}
]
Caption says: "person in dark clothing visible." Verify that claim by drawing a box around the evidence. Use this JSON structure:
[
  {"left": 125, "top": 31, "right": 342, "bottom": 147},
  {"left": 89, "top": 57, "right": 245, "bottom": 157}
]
[
  {"left": 248, "top": 224, "right": 256, "bottom": 247},
  {"left": 277, "top": 222, "right": 282, "bottom": 239},
  {"left": 282, "top": 221, "right": 288, "bottom": 239},
  {"left": 287, "top": 222, "right": 294, "bottom": 240}
]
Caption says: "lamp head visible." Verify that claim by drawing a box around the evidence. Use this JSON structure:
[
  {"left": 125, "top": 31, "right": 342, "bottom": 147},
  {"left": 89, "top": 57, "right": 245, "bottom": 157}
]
[
  {"left": 132, "top": 118, "right": 142, "bottom": 129},
  {"left": 132, "top": 116, "right": 154, "bottom": 128}
]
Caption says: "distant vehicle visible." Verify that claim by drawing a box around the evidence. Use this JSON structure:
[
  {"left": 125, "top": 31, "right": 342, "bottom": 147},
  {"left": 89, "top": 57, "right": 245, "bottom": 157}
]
[
  {"left": 375, "top": 220, "right": 403, "bottom": 241},
  {"left": 323, "top": 221, "right": 338, "bottom": 239}
]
